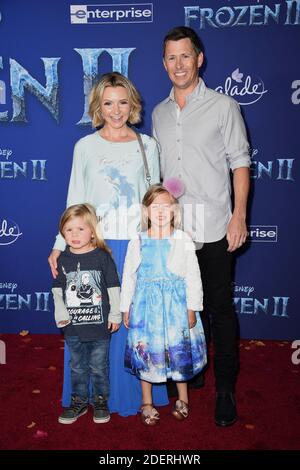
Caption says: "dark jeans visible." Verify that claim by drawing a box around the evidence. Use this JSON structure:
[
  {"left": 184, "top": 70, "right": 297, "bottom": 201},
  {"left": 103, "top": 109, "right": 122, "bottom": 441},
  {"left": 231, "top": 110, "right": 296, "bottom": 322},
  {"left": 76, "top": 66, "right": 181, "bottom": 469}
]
[
  {"left": 65, "top": 335, "right": 110, "bottom": 403},
  {"left": 196, "top": 236, "right": 239, "bottom": 392}
]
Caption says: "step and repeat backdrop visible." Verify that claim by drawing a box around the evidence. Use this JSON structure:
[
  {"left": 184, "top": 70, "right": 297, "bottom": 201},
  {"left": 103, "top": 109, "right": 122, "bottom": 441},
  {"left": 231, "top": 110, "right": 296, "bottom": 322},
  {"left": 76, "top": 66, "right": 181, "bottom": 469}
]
[{"left": 0, "top": 0, "right": 299, "bottom": 339}]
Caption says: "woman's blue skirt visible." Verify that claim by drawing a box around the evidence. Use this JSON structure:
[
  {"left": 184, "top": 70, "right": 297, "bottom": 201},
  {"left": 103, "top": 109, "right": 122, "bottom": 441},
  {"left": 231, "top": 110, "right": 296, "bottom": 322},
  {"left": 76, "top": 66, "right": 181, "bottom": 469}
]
[{"left": 61, "top": 239, "right": 168, "bottom": 416}]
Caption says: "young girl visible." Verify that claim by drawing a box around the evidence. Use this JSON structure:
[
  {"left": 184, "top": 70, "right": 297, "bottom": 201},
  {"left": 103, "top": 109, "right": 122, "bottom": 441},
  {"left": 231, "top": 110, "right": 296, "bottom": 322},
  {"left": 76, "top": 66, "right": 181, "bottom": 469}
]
[
  {"left": 52, "top": 203, "right": 121, "bottom": 424},
  {"left": 120, "top": 184, "right": 207, "bottom": 425}
]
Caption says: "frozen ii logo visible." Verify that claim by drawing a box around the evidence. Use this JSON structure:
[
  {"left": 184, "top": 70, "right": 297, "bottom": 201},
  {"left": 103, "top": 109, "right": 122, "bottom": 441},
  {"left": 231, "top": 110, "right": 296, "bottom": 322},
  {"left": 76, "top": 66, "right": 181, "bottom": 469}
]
[
  {"left": 215, "top": 68, "right": 268, "bottom": 106},
  {"left": 0, "top": 282, "right": 50, "bottom": 312},
  {"left": 0, "top": 148, "right": 47, "bottom": 181},
  {"left": 184, "top": 1, "right": 300, "bottom": 29},
  {"left": 0, "top": 49, "right": 135, "bottom": 124},
  {"left": 250, "top": 148, "right": 295, "bottom": 181},
  {"left": 233, "top": 284, "right": 290, "bottom": 318}
]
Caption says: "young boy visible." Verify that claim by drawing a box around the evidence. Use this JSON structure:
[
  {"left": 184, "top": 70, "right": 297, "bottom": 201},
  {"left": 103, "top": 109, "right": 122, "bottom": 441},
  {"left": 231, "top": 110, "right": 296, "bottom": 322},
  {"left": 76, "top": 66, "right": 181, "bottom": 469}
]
[{"left": 52, "top": 203, "right": 121, "bottom": 424}]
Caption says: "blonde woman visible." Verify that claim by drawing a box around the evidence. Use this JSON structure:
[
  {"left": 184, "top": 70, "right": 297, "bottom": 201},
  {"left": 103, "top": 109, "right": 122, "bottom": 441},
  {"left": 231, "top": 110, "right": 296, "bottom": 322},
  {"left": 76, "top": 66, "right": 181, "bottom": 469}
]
[{"left": 48, "top": 72, "right": 167, "bottom": 416}]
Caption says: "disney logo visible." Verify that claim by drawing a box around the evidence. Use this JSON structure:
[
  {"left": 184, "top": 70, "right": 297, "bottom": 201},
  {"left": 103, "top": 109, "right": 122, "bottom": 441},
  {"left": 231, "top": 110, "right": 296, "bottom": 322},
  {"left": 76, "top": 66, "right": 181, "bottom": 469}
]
[
  {"left": 233, "top": 283, "right": 254, "bottom": 297},
  {"left": 215, "top": 68, "right": 268, "bottom": 105},
  {"left": 0, "top": 219, "right": 23, "bottom": 245}
]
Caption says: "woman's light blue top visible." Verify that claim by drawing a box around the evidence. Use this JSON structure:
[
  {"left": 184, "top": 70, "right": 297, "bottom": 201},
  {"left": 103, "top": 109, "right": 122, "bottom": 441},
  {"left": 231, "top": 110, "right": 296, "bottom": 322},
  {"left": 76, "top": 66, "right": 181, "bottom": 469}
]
[{"left": 54, "top": 131, "right": 160, "bottom": 249}]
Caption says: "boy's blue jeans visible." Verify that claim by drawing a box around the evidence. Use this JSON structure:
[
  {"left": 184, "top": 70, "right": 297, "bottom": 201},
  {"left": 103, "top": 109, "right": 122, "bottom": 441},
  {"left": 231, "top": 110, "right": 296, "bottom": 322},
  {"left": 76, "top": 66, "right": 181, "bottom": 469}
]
[{"left": 65, "top": 335, "right": 110, "bottom": 403}]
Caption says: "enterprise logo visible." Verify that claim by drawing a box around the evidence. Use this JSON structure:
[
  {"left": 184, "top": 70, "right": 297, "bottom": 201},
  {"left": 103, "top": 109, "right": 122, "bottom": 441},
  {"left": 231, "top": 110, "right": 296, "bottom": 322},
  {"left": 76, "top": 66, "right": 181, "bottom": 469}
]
[
  {"left": 247, "top": 225, "right": 278, "bottom": 242},
  {"left": 70, "top": 4, "right": 153, "bottom": 24}
]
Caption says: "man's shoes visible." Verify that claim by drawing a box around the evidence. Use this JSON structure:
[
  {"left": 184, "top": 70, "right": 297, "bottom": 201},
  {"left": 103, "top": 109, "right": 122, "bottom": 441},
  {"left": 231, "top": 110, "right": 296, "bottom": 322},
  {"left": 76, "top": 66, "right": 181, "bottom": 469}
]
[
  {"left": 93, "top": 395, "right": 110, "bottom": 423},
  {"left": 188, "top": 372, "right": 205, "bottom": 389},
  {"left": 58, "top": 396, "right": 88, "bottom": 424},
  {"left": 215, "top": 392, "right": 237, "bottom": 427}
]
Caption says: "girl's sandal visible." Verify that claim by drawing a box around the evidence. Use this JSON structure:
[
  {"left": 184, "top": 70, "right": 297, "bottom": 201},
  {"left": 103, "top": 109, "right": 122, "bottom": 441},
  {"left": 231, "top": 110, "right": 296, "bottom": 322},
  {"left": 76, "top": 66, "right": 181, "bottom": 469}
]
[
  {"left": 140, "top": 403, "right": 160, "bottom": 426},
  {"left": 172, "top": 399, "right": 189, "bottom": 420}
]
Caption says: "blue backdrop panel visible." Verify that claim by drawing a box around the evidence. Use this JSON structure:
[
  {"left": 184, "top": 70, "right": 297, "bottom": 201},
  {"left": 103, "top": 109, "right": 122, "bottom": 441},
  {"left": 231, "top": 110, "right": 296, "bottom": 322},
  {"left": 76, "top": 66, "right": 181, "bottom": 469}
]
[{"left": 0, "top": 0, "right": 299, "bottom": 339}]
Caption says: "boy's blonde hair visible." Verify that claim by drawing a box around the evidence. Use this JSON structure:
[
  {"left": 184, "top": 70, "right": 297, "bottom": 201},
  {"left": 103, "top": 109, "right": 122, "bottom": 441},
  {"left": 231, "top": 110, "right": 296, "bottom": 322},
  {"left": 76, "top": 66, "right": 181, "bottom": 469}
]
[
  {"left": 141, "top": 184, "right": 182, "bottom": 230},
  {"left": 89, "top": 72, "right": 142, "bottom": 128},
  {"left": 59, "top": 203, "right": 111, "bottom": 254}
]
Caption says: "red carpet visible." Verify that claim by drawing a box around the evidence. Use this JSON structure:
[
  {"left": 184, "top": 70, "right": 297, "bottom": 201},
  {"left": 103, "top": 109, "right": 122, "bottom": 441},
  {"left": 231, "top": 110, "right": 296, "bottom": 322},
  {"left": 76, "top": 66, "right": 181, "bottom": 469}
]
[{"left": 0, "top": 333, "right": 299, "bottom": 450}]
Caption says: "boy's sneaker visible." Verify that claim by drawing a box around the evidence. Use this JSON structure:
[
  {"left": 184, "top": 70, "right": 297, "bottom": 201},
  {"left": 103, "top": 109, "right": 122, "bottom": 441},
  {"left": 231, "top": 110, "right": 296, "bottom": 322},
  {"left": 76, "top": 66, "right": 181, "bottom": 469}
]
[
  {"left": 93, "top": 395, "right": 110, "bottom": 423},
  {"left": 58, "top": 396, "right": 88, "bottom": 424}
]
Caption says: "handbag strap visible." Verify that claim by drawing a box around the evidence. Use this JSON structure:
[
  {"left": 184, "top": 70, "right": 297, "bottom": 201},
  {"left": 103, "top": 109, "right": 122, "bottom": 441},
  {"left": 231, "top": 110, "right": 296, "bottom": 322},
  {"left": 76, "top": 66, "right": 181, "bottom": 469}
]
[{"left": 135, "top": 131, "right": 151, "bottom": 187}]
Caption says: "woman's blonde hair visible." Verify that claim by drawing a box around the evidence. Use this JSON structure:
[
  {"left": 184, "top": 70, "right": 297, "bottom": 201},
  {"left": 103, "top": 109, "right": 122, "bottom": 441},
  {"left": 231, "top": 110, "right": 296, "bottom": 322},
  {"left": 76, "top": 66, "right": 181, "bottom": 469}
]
[
  {"left": 89, "top": 72, "right": 142, "bottom": 128},
  {"left": 141, "top": 184, "right": 182, "bottom": 230},
  {"left": 59, "top": 203, "right": 111, "bottom": 254}
]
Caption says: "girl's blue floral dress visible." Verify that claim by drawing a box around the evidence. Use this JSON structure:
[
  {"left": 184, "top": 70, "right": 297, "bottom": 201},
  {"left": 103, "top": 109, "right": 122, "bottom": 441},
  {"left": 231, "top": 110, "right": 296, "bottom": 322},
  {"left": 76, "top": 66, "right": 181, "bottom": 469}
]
[{"left": 125, "top": 233, "right": 207, "bottom": 382}]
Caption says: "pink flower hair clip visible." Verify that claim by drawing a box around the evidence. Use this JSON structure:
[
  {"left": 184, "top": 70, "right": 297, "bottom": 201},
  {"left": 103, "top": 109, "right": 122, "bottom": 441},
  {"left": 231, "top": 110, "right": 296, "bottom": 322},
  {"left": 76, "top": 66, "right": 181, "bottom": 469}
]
[{"left": 163, "top": 177, "right": 185, "bottom": 199}]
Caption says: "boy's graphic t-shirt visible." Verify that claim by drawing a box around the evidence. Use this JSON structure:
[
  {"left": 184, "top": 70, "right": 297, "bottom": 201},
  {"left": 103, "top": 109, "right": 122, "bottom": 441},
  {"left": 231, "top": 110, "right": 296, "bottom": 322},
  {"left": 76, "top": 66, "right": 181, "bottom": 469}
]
[{"left": 53, "top": 247, "right": 120, "bottom": 341}]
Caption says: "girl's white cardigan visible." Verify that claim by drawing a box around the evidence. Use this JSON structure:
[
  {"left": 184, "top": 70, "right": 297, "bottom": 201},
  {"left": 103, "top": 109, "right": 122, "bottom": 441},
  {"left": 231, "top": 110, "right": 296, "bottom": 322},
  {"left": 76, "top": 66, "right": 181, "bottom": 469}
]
[{"left": 120, "top": 229, "right": 203, "bottom": 313}]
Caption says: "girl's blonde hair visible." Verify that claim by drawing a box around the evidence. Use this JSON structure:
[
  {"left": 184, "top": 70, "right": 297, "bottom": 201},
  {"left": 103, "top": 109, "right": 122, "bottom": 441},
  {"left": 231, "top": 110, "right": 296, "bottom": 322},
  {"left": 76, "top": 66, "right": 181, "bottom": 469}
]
[
  {"left": 89, "top": 72, "right": 142, "bottom": 128},
  {"left": 59, "top": 203, "right": 111, "bottom": 255},
  {"left": 141, "top": 184, "right": 182, "bottom": 230}
]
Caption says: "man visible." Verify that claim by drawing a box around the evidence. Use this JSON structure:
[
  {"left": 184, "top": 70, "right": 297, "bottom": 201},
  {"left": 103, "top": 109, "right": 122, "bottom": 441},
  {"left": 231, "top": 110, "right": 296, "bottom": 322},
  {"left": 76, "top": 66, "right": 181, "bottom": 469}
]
[{"left": 152, "top": 26, "right": 250, "bottom": 426}]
